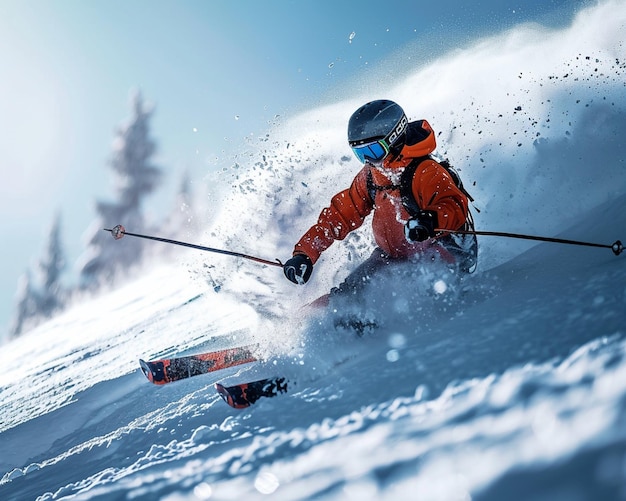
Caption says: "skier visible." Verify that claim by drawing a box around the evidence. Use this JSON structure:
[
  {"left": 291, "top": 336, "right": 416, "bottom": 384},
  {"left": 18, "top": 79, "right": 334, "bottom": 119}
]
[{"left": 283, "top": 99, "right": 477, "bottom": 303}]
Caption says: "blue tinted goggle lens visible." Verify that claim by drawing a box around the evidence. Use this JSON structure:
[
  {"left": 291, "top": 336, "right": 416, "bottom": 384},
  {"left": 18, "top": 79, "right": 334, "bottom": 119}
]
[{"left": 351, "top": 140, "right": 389, "bottom": 164}]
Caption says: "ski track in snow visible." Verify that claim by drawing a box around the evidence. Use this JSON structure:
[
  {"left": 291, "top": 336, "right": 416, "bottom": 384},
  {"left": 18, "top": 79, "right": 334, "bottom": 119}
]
[{"left": 2, "top": 1, "right": 626, "bottom": 499}]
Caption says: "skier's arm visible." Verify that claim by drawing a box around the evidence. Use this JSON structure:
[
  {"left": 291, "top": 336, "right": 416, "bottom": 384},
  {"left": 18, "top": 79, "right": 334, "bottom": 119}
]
[
  {"left": 293, "top": 166, "right": 373, "bottom": 264},
  {"left": 411, "top": 160, "right": 468, "bottom": 231}
]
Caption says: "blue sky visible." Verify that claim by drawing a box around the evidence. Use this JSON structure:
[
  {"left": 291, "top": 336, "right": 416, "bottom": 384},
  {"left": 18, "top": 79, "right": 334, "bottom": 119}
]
[{"left": 0, "top": 0, "right": 589, "bottom": 336}]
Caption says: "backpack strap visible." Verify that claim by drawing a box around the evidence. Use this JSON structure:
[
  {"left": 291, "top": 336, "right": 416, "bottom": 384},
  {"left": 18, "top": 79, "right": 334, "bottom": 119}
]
[
  {"left": 365, "top": 157, "right": 430, "bottom": 215},
  {"left": 366, "top": 168, "right": 400, "bottom": 206},
  {"left": 399, "top": 156, "right": 429, "bottom": 217}
]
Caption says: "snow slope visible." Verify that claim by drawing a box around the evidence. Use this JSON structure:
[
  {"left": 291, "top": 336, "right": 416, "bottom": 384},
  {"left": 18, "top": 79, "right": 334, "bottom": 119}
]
[{"left": 1, "top": 1, "right": 625, "bottom": 499}]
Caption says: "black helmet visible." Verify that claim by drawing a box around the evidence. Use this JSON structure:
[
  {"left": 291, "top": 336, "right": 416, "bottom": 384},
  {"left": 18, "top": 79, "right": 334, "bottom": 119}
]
[{"left": 347, "top": 100, "right": 408, "bottom": 164}]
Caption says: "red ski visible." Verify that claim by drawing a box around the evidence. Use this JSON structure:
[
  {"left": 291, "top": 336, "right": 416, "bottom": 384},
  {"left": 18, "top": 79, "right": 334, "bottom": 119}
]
[
  {"left": 215, "top": 377, "right": 289, "bottom": 408},
  {"left": 139, "top": 345, "right": 258, "bottom": 385}
]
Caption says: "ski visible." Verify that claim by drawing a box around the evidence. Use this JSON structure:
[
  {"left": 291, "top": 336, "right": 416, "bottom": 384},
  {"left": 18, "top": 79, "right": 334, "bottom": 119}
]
[
  {"left": 215, "top": 377, "right": 289, "bottom": 409},
  {"left": 139, "top": 344, "right": 258, "bottom": 385}
]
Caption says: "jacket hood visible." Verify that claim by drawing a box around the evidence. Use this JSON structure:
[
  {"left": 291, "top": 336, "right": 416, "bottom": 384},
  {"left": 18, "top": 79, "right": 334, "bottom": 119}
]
[{"left": 383, "top": 119, "right": 436, "bottom": 168}]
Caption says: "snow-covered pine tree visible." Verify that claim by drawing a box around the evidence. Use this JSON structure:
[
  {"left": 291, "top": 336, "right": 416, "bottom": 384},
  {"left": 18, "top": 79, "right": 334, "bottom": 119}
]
[
  {"left": 9, "top": 213, "right": 67, "bottom": 337},
  {"left": 9, "top": 270, "right": 40, "bottom": 338},
  {"left": 38, "top": 212, "right": 66, "bottom": 316},
  {"left": 78, "top": 92, "right": 162, "bottom": 289}
]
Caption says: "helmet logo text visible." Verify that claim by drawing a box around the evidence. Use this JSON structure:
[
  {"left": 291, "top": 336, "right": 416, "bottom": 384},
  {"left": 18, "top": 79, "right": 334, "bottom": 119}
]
[{"left": 387, "top": 115, "right": 408, "bottom": 145}]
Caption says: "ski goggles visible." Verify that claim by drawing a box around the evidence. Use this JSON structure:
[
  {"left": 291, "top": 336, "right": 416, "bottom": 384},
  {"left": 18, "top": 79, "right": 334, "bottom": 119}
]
[{"left": 351, "top": 139, "right": 390, "bottom": 164}]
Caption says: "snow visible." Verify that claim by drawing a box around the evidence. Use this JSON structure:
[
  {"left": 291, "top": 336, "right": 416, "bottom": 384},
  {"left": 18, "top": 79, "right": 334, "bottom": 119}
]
[{"left": 2, "top": 1, "right": 626, "bottom": 499}]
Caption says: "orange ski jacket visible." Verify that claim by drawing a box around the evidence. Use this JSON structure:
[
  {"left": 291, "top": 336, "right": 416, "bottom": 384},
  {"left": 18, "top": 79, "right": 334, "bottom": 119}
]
[{"left": 293, "top": 120, "right": 469, "bottom": 264}]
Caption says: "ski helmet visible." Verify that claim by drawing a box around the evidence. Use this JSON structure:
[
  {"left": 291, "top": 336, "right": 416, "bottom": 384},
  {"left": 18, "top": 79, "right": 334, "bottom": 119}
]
[{"left": 347, "top": 100, "right": 408, "bottom": 164}]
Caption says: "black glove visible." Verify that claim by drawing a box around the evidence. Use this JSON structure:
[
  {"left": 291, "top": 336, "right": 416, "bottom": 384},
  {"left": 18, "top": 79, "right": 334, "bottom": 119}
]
[
  {"left": 405, "top": 210, "right": 438, "bottom": 242},
  {"left": 283, "top": 254, "right": 313, "bottom": 284}
]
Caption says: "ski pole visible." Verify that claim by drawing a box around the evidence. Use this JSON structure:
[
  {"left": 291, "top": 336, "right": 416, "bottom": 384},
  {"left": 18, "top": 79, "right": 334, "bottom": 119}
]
[
  {"left": 437, "top": 228, "right": 623, "bottom": 256},
  {"left": 103, "top": 225, "right": 284, "bottom": 267}
]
